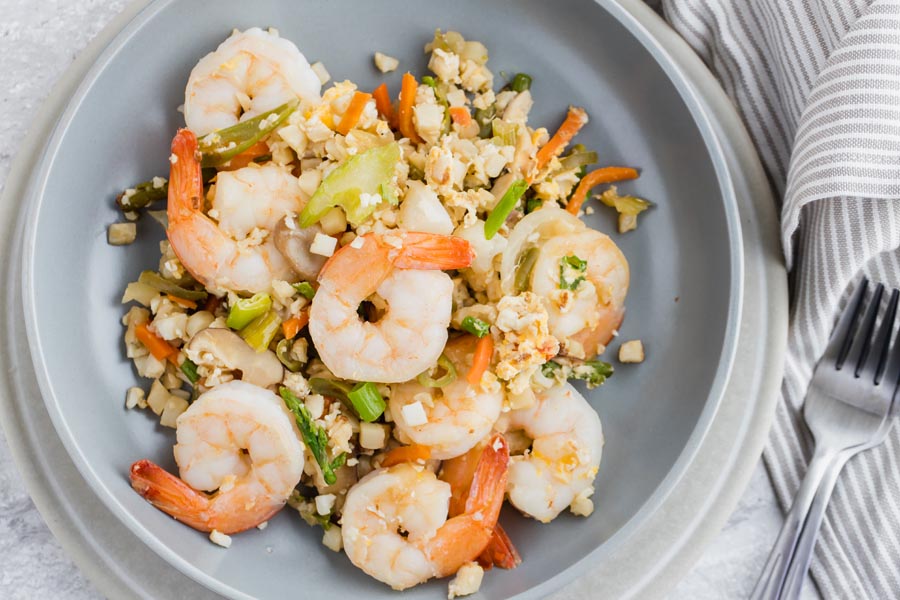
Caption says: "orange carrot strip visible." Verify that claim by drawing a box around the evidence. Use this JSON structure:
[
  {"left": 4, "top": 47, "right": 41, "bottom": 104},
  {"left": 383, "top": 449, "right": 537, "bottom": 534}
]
[
  {"left": 372, "top": 83, "right": 395, "bottom": 127},
  {"left": 219, "top": 141, "right": 270, "bottom": 171},
  {"left": 566, "top": 166, "right": 639, "bottom": 215},
  {"left": 381, "top": 444, "right": 432, "bottom": 468},
  {"left": 398, "top": 73, "right": 423, "bottom": 143},
  {"left": 449, "top": 106, "right": 472, "bottom": 127},
  {"left": 534, "top": 106, "right": 589, "bottom": 174},
  {"left": 467, "top": 334, "right": 494, "bottom": 385},
  {"left": 166, "top": 294, "right": 197, "bottom": 310},
  {"left": 281, "top": 312, "right": 309, "bottom": 340},
  {"left": 135, "top": 322, "right": 178, "bottom": 362},
  {"left": 335, "top": 91, "right": 373, "bottom": 135}
]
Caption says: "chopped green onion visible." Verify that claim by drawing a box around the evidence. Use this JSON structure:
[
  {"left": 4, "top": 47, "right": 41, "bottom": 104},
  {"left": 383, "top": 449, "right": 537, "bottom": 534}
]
[
  {"left": 460, "top": 316, "right": 491, "bottom": 338},
  {"left": 180, "top": 359, "right": 199, "bottom": 384},
  {"left": 514, "top": 247, "right": 540, "bottom": 293},
  {"left": 240, "top": 310, "right": 282, "bottom": 352},
  {"left": 525, "top": 196, "right": 543, "bottom": 214},
  {"left": 511, "top": 73, "right": 532, "bottom": 92},
  {"left": 276, "top": 338, "right": 303, "bottom": 372},
  {"left": 559, "top": 255, "right": 587, "bottom": 290},
  {"left": 116, "top": 179, "right": 168, "bottom": 211},
  {"left": 474, "top": 105, "right": 496, "bottom": 138},
  {"left": 227, "top": 293, "right": 272, "bottom": 330},
  {"left": 541, "top": 359, "right": 613, "bottom": 389},
  {"left": 138, "top": 271, "right": 208, "bottom": 301},
  {"left": 279, "top": 387, "right": 345, "bottom": 485},
  {"left": 199, "top": 99, "right": 299, "bottom": 168},
  {"left": 308, "top": 378, "right": 353, "bottom": 402},
  {"left": 293, "top": 282, "right": 317, "bottom": 300},
  {"left": 484, "top": 179, "right": 528, "bottom": 240},
  {"left": 559, "top": 150, "right": 599, "bottom": 172},
  {"left": 421, "top": 75, "right": 437, "bottom": 88},
  {"left": 491, "top": 119, "right": 517, "bottom": 146},
  {"left": 417, "top": 354, "right": 457, "bottom": 388},
  {"left": 347, "top": 382, "right": 386, "bottom": 422},
  {"left": 572, "top": 360, "right": 614, "bottom": 388}
]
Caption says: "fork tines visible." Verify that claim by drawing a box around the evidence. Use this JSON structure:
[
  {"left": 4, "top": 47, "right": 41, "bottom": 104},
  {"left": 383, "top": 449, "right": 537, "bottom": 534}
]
[{"left": 830, "top": 278, "right": 900, "bottom": 386}]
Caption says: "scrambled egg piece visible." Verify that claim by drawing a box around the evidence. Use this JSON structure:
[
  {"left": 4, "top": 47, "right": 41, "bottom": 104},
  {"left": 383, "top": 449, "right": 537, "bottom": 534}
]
[{"left": 493, "top": 292, "right": 559, "bottom": 395}]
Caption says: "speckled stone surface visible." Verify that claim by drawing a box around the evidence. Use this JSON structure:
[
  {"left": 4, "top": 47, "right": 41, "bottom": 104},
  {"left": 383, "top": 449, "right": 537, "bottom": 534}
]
[{"left": 0, "top": 2, "right": 812, "bottom": 598}]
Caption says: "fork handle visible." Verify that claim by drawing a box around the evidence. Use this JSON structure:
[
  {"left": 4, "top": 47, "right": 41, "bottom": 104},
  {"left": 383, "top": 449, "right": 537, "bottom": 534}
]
[
  {"left": 777, "top": 451, "right": 851, "bottom": 600},
  {"left": 750, "top": 445, "right": 838, "bottom": 600}
]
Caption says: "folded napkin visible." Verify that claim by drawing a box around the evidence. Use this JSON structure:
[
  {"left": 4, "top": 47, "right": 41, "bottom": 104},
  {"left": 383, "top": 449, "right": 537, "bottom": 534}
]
[{"left": 660, "top": 0, "right": 900, "bottom": 596}]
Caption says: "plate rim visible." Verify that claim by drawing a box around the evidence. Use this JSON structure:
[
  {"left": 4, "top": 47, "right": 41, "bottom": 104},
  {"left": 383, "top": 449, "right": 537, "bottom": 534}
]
[{"left": 14, "top": 1, "right": 747, "bottom": 598}]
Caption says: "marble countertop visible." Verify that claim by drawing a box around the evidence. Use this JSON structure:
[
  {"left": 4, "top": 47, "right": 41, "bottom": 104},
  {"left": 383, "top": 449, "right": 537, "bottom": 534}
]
[{"left": 0, "top": 1, "right": 815, "bottom": 598}]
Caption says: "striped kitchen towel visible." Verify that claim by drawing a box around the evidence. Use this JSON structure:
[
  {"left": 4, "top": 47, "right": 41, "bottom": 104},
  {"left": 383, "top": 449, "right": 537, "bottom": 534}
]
[{"left": 661, "top": 0, "right": 900, "bottom": 597}]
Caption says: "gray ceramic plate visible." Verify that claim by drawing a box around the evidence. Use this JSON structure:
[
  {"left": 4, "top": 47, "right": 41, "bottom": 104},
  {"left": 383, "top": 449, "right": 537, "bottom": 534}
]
[{"left": 19, "top": 0, "right": 742, "bottom": 598}]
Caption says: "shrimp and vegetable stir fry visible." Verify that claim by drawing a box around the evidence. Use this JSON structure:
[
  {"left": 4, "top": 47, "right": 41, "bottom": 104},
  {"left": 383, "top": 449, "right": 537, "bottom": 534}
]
[{"left": 112, "top": 26, "right": 649, "bottom": 594}]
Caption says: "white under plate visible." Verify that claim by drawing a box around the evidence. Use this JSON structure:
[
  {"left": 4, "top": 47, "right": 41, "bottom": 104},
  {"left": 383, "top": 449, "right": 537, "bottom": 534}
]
[{"left": 0, "top": 1, "right": 786, "bottom": 598}]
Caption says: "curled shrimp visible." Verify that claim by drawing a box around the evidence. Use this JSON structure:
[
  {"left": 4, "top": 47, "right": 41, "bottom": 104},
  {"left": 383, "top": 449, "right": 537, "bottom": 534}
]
[
  {"left": 530, "top": 228, "right": 628, "bottom": 358},
  {"left": 167, "top": 129, "right": 300, "bottom": 294},
  {"left": 185, "top": 27, "right": 321, "bottom": 137},
  {"left": 308, "top": 231, "right": 474, "bottom": 383},
  {"left": 341, "top": 433, "right": 509, "bottom": 590},
  {"left": 501, "top": 383, "right": 603, "bottom": 523},
  {"left": 390, "top": 336, "right": 503, "bottom": 459},
  {"left": 129, "top": 381, "right": 305, "bottom": 534}
]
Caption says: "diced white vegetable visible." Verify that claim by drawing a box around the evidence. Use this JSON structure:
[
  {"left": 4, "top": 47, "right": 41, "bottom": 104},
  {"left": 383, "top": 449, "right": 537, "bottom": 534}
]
[
  {"left": 108, "top": 223, "right": 136, "bottom": 246},
  {"left": 121, "top": 281, "right": 159, "bottom": 307},
  {"left": 399, "top": 181, "right": 454, "bottom": 235},
  {"left": 359, "top": 422, "right": 389, "bottom": 450},
  {"left": 315, "top": 494, "right": 336, "bottom": 516},
  {"left": 373, "top": 51, "right": 399, "bottom": 73},
  {"left": 413, "top": 103, "right": 445, "bottom": 145},
  {"left": 319, "top": 207, "right": 348, "bottom": 236},
  {"left": 146, "top": 379, "right": 169, "bottom": 415},
  {"left": 401, "top": 401, "right": 428, "bottom": 427},
  {"left": 304, "top": 394, "right": 325, "bottom": 420},
  {"left": 429, "top": 48, "right": 461, "bottom": 84},
  {"left": 186, "top": 310, "right": 216, "bottom": 338},
  {"left": 152, "top": 313, "right": 188, "bottom": 341},
  {"left": 618, "top": 340, "right": 645, "bottom": 363},
  {"left": 322, "top": 525, "right": 343, "bottom": 552},
  {"left": 502, "top": 90, "right": 534, "bottom": 124},
  {"left": 311, "top": 61, "right": 330, "bottom": 85},
  {"left": 136, "top": 353, "right": 166, "bottom": 380},
  {"left": 125, "top": 387, "right": 146, "bottom": 410},
  {"left": 309, "top": 233, "right": 337, "bottom": 257},
  {"left": 160, "top": 395, "right": 189, "bottom": 428},
  {"left": 209, "top": 530, "right": 232, "bottom": 548},
  {"left": 297, "top": 169, "right": 323, "bottom": 199}
]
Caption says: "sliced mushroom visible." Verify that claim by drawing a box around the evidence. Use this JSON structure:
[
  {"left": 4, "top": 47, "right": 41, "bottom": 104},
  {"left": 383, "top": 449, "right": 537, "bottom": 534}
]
[
  {"left": 273, "top": 217, "right": 328, "bottom": 281},
  {"left": 187, "top": 328, "right": 283, "bottom": 388}
]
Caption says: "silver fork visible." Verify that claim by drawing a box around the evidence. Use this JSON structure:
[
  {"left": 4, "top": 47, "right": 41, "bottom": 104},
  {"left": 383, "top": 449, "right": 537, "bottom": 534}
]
[{"left": 751, "top": 279, "right": 900, "bottom": 600}]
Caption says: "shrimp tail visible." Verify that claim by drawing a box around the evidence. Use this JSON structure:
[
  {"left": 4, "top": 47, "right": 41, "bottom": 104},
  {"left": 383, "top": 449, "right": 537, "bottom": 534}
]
[
  {"left": 391, "top": 232, "right": 474, "bottom": 270},
  {"left": 168, "top": 129, "right": 204, "bottom": 219},
  {"left": 478, "top": 523, "right": 522, "bottom": 570},
  {"left": 429, "top": 433, "right": 510, "bottom": 577},
  {"left": 130, "top": 459, "right": 215, "bottom": 532}
]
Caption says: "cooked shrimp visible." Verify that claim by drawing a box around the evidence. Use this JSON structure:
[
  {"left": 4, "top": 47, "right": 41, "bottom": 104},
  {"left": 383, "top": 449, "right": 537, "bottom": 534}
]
[
  {"left": 184, "top": 27, "right": 321, "bottom": 136},
  {"left": 341, "top": 433, "right": 509, "bottom": 590},
  {"left": 390, "top": 336, "right": 503, "bottom": 459},
  {"left": 501, "top": 383, "right": 603, "bottom": 523},
  {"left": 308, "top": 232, "right": 474, "bottom": 383},
  {"left": 129, "top": 381, "right": 305, "bottom": 534},
  {"left": 167, "top": 129, "right": 301, "bottom": 294},
  {"left": 530, "top": 228, "right": 628, "bottom": 358}
]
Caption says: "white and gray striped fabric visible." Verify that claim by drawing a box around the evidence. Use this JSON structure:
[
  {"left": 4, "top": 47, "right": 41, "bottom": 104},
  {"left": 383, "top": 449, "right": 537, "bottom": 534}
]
[{"left": 661, "top": 0, "right": 900, "bottom": 597}]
